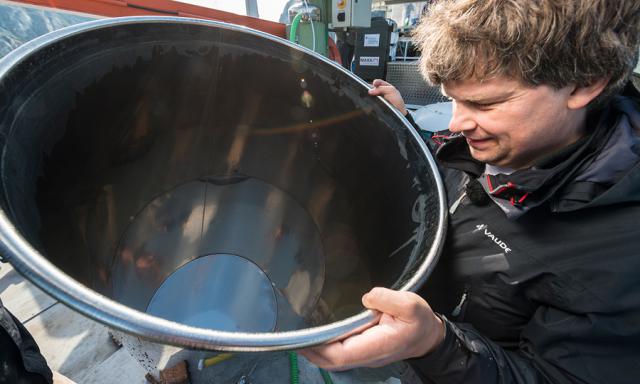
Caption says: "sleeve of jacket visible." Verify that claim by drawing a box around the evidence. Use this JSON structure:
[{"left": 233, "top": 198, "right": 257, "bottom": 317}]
[
  {"left": 411, "top": 316, "right": 552, "bottom": 383},
  {"left": 0, "top": 297, "right": 53, "bottom": 384},
  {"left": 411, "top": 308, "right": 640, "bottom": 384}
]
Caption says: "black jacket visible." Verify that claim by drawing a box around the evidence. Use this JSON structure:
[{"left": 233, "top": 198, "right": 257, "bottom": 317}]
[
  {"left": 410, "top": 83, "right": 640, "bottom": 384},
  {"left": 0, "top": 297, "right": 52, "bottom": 384}
]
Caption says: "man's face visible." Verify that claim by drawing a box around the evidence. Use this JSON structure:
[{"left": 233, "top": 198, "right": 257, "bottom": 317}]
[{"left": 442, "top": 76, "right": 587, "bottom": 170}]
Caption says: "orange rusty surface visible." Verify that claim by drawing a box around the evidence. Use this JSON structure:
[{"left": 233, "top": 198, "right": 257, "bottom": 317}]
[{"left": 9, "top": 0, "right": 286, "bottom": 37}]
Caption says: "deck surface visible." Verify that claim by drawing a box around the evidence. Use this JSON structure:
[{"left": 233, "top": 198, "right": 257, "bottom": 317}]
[{"left": 0, "top": 262, "right": 148, "bottom": 383}]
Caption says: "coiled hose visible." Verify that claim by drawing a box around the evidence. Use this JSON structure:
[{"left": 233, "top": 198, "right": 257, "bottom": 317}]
[
  {"left": 288, "top": 351, "right": 299, "bottom": 384},
  {"left": 288, "top": 351, "right": 334, "bottom": 384}
]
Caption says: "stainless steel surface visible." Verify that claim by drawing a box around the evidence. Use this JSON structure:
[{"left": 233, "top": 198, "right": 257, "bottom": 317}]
[
  {"left": 114, "top": 177, "right": 324, "bottom": 331},
  {"left": 0, "top": 16, "right": 447, "bottom": 351},
  {"left": 146, "top": 253, "right": 278, "bottom": 332}
]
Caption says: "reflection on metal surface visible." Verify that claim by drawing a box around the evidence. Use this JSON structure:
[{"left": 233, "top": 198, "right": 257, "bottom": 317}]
[
  {"left": 146, "top": 253, "right": 277, "bottom": 332},
  {"left": 0, "top": 3, "right": 93, "bottom": 59},
  {"left": 113, "top": 177, "right": 325, "bottom": 331},
  {"left": 0, "top": 17, "right": 447, "bottom": 351},
  {"left": 251, "top": 108, "right": 368, "bottom": 136}
]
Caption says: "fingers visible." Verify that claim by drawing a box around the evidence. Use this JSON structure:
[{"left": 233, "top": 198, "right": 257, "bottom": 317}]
[
  {"left": 368, "top": 84, "right": 396, "bottom": 95},
  {"left": 368, "top": 79, "right": 394, "bottom": 95},
  {"left": 300, "top": 321, "right": 404, "bottom": 370},
  {"left": 362, "top": 288, "right": 428, "bottom": 322},
  {"left": 300, "top": 290, "right": 442, "bottom": 371},
  {"left": 299, "top": 344, "right": 353, "bottom": 371},
  {"left": 367, "top": 79, "right": 408, "bottom": 116},
  {"left": 368, "top": 86, "right": 391, "bottom": 96},
  {"left": 371, "top": 79, "right": 391, "bottom": 87}
]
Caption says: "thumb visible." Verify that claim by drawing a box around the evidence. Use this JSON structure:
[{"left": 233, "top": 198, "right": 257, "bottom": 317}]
[{"left": 362, "top": 287, "right": 427, "bottom": 321}]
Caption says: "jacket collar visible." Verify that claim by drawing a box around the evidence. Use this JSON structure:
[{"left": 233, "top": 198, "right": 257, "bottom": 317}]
[{"left": 435, "top": 82, "right": 640, "bottom": 217}]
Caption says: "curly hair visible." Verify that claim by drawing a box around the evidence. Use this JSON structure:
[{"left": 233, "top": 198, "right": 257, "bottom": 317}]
[{"left": 414, "top": 0, "right": 640, "bottom": 105}]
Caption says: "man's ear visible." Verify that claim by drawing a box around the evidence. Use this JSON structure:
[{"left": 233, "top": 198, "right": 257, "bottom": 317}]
[{"left": 567, "top": 78, "right": 610, "bottom": 109}]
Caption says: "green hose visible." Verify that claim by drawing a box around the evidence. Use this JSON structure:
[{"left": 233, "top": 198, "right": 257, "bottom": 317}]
[
  {"left": 288, "top": 351, "right": 335, "bottom": 384},
  {"left": 288, "top": 351, "right": 299, "bottom": 384},
  {"left": 289, "top": 12, "right": 304, "bottom": 44},
  {"left": 319, "top": 368, "right": 334, "bottom": 384}
]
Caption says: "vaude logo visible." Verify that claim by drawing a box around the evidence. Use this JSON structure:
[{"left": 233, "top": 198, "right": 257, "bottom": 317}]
[{"left": 475, "top": 224, "right": 511, "bottom": 253}]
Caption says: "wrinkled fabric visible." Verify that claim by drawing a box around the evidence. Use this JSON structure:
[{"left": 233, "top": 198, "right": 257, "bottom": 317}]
[{"left": 0, "top": 295, "right": 52, "bottom": 384}]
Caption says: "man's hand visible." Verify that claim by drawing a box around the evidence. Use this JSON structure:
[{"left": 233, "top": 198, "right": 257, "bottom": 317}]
[
  {"left": 300, "top": 287, "right": 445, "bottom": 371},
  {"left": 368, "top": 79, "right": 408, "bottom": 116}
]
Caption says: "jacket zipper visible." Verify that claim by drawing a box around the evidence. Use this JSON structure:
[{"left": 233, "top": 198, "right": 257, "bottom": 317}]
[
  {"left": 451, "top": 284, "right": 470, "bottom": 318},
  {"left": 450, "top": 191, "right": 467, "bottom": 215},
  {"left": 450, "top": 191, "right": 470, "bottom": 319}
]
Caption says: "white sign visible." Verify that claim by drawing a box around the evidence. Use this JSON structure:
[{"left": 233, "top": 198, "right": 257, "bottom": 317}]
[
  {"left": 363, "top": 33, "right": 380, "bottom": 47},
  {"left": 359, "top": 56, "right": 380, "bottom": 67}
]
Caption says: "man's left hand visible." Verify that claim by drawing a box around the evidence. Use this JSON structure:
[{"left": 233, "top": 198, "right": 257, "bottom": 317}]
[{"left": 300, "top": 287, "right": 445, "bottom": 371}]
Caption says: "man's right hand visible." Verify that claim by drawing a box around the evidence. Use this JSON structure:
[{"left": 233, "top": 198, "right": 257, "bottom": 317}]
[
  {"left": 368, "top": 79, "right": 408, "bottom": 116},
  {"left": 300, "top": 287, "right": 445, "bottom": 371}
]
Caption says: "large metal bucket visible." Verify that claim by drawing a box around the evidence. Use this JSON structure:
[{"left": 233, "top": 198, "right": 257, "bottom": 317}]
[{"left": 0, "top": 17, "right": 446, "bottom": 352}]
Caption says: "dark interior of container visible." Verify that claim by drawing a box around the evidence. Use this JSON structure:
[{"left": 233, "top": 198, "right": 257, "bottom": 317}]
[{"left": 0, "top": 22, "right": 440, "bottom": 332}]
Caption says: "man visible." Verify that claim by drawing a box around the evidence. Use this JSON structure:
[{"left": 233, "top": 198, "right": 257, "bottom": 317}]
[{"left": 302, "top": 0, "right": 640, "bottom": 383}]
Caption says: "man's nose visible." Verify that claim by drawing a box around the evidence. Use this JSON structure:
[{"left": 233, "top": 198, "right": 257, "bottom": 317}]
[{"left": 448, "top": 102, "right": 477, "bottom": 133}]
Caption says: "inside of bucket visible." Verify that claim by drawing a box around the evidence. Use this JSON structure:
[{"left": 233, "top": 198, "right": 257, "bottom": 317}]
[
  {"left": 146, "top": 253, "right": 278, "bottom": 332},
  {"left": 0, "top": 22, "right": 440, "bottom": 332}
]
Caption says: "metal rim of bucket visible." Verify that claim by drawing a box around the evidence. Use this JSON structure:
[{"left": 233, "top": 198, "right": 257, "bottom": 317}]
[{"left": 0, "top": 16, "right": 448, "bottom": 351}]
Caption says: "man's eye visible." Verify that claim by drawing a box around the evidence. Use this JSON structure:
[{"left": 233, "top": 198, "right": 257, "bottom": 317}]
[{"left": 472, "top": 102, "right": 495, "bottom": 109}]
